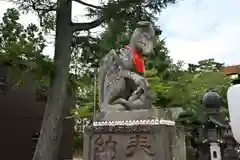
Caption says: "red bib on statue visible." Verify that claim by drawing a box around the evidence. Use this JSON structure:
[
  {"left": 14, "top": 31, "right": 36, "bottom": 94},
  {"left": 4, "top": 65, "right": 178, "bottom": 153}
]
[{"left": 125, "top": 45, "right": 145, "bottom": 73}]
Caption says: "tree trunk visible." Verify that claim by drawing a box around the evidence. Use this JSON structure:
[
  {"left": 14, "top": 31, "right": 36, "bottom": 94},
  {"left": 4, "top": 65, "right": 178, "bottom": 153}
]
[{"left": 32, "top": 0, "right": 72, "bottom": 160}]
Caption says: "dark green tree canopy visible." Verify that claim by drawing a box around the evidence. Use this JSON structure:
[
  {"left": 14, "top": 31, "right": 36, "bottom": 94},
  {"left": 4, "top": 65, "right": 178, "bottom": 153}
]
[{"left": 0, "top": 8, "right": 54, "bottom": 82}]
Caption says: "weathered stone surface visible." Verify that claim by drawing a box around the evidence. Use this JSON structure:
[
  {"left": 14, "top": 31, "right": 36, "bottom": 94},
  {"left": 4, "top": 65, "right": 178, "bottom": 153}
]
[
  {"left": 96, "top": 108, "right": 172, "bottom": 121},
  {"left": 98, "top": 22, "right": 159, "bottom": 113},
  {"left": 83, "top": 125, "right": 186, "bottom": 160},
  {"left": 172, "top": 126, "right": 187, "bottom": 160},
  {"left": 83, "top": 109, "right": 186, "bottom": 160}
]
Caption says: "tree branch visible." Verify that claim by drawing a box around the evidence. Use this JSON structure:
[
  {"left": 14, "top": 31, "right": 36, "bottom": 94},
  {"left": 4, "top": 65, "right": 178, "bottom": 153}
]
[
  {"left": 26, "top": 0, "right": 57, "bottom": 26},
  {"left": 73, "top": 0, "right": 103, "bottom": 9},
  {"left": 71, "top": 17, "right": 104, "bottom": 32},
  {"left": 29, "top": 0, "right": 57, "bottom": 12}
]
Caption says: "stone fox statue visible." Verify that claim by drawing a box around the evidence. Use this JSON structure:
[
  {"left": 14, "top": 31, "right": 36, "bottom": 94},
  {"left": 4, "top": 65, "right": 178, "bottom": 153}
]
[{"left": 98, "top": 21, "right": 161, "bottom": 113}]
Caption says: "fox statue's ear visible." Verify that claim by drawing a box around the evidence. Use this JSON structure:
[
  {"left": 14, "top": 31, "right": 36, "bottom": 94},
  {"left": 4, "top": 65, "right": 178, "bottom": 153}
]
[
  {"left": 136, "top": 21, "right": 162, "bottom": 36},
  {"left": 136, "top": 21, "right": 151, "bottom": 28}
]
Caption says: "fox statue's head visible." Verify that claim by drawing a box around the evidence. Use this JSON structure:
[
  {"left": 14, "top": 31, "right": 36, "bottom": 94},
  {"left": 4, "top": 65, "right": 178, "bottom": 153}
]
[{"left": 130, "top": 21, "right": 161, "bottom": 56}]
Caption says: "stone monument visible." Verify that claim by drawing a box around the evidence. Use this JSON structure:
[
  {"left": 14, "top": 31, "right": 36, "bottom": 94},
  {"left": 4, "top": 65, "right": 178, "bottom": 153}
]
[{"left": 83, "top": 21, "right": 186, "bottom": 160}]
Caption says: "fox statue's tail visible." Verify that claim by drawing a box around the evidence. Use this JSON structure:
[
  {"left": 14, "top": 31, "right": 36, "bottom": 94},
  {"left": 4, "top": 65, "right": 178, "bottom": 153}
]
[{"left": 98, "top": 49, "right": 118, "bottom": 108}]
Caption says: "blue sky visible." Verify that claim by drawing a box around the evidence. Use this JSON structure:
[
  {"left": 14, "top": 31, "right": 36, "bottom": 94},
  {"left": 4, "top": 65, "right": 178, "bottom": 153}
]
[{"left": 0, "top": 0, "right": 239, "bottom": 65}]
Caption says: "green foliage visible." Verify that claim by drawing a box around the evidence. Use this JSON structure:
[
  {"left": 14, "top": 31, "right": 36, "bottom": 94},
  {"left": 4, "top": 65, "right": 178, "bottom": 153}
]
[
  {"left": 173, "top": 59, "right": 231, "bottom": 128},
  {"left": 10, "top": 0, "right": 56, "bottom": 32},
  {"left": 68, "top": 72, "right": 97, "bottom": 120},
  {"left": 72, "top": 129, "right": 84, "bottom": 152},
  {"left": 0, "top": 8, "right": 79, "bottom": 92},
  {"left": 69, "top": 0, "right": 175, "bottom": 70},
  {"left": 166, "top": 70, "right": 229, "bottom": 110},
  {"left": 9, "top": 0, "right": 175, "bottom": 33},
  {"left": 176, "top": 110, "right": 202, "bottom": 126},
  {"left": 90, "top": 0, "right": 175, "bottom": 27},
  {"left": 0, "top": 8, "right": 45, "bottom": 63},
  {"left": 188, "top": 58, "right": 224, "bottom": 72},
  {"left": 0, "top": 8, "right": 53, "bottom": 85},
  {"left": 146, "top": 58, "right": 231, "bottom": 124}
]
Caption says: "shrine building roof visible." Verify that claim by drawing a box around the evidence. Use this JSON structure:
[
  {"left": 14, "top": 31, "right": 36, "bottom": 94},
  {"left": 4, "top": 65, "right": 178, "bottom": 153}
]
[{"left": 221, "top": 65, "right": 240, "bottom": 75}]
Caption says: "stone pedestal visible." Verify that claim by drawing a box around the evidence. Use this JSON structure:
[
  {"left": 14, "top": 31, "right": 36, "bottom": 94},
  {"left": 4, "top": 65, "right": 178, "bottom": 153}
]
[
  {"left": 95, "top": 108, "right": 172, "bottom": 121},
  {"left": 83, "top": 109, "right": 186, "bottom": 160}
]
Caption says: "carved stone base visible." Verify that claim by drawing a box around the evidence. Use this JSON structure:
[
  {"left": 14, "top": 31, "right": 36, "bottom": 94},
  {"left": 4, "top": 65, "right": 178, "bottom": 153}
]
[
  {"left": 83, "top": 110, "right": 186, "bottom": 160},
  {"left": 83, "top": 125, "right": 186, "bottom": 160}
]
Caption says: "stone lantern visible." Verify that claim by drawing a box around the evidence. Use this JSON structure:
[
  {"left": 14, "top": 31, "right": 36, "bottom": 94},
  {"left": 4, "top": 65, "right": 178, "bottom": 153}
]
[
  {"left": 200, "top": 88, "right": 224, "bottom": 160},
  {"left": 199, "top": 88, "right": 240, "bottom": 160},
  {"left": 201, "top": 88, "right": 223, "bottom": 115},
  {"left": 222, "top": 117, "right": 239, "bottom": 160}
]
